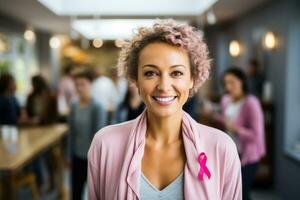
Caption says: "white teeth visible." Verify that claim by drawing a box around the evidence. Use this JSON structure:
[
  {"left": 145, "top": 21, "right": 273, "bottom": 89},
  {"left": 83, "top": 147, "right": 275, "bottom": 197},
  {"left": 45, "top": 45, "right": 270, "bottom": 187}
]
[{"left": 154, "top": 97, "right": 175, "bottom": 102}]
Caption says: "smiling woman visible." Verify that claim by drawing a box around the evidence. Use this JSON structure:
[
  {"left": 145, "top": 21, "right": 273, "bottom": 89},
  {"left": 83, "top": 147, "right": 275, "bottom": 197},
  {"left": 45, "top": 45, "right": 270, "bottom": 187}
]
[
  {"left": 137, "top": 43, "right": 193, "bottom": 118},
  {"left": 87, "top": 19, "right": 242, "bottom": 200}
]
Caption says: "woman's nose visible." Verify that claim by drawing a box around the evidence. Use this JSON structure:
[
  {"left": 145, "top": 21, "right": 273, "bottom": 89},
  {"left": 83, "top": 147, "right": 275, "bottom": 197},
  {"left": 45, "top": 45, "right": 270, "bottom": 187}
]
[{"left": 156, "top": 74, "right": 172, "bottom": 92}]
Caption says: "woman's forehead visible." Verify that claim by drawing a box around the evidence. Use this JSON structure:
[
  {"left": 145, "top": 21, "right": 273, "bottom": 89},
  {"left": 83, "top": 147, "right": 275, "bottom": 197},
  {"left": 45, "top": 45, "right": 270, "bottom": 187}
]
[{"left": 138, "top": 43, "right": 190, "bottom": 67}]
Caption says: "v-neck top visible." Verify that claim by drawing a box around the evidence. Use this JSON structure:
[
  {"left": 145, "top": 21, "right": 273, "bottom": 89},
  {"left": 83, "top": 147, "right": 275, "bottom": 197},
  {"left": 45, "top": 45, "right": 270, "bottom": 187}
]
[{"left": 140, "top": 172, "right": 184, "bottom": 200}]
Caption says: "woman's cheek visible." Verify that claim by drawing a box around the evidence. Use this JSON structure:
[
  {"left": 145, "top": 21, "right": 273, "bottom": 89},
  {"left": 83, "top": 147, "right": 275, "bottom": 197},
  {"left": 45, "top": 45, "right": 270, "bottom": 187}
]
[{"left": 176, "top": 79, "right": 191, "bottom": 93}]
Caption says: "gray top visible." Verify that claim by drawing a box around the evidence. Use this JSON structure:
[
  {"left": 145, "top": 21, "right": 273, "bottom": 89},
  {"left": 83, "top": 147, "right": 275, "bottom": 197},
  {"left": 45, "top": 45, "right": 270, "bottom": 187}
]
[
  {"left": 140, "top": 172, "right": 184, "bottom": 200},
  {"left": 69, "top": 98, "right": 107, "bottom": 159}
]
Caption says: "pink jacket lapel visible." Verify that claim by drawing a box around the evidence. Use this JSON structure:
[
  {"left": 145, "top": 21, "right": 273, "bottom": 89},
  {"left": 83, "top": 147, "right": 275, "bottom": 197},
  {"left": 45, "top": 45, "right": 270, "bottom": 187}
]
[
  {"left": 117, "top": 110, "right": 147, "bottom": 199},
  {"left": 182, "top": 112, "right": 213, "bottom": 199}
]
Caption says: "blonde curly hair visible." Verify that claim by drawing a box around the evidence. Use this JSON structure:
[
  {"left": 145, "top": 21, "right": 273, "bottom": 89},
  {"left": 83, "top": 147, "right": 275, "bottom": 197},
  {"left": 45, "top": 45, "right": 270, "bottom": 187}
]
[{"left": 117, "top": 19, "right": 211, "bottom": 96}]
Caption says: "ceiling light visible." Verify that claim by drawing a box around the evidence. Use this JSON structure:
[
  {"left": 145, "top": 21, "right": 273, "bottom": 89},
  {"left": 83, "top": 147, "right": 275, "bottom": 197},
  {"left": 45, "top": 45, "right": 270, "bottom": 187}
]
[
  {"left": 229, "top": 40, "right": 241, "bottom": 57},
  {"left": 72, "top": 19, "right": 156, "bottom": 40},
  {"left": 38, "top": 0, "right": 218, "bottom": 16},
  {"left": 24, "top": 30, "right": 36, "bottom": 42},
  {"left": 72, "top": 19, "right": 187, "bottom": 40},
  {"left": 264, "top": 32, "right": 276, "bottom": 49},
  {"left": 93, "top": 39, "right": 103, "bottom": 48},
  {"left": 115, "top": 39, "right": 126, "bottom": 48},
  {"left": 50, "top": 36, "right": 61, "bottom": 48},
  {"left": 207, "top": 10, "right": 216, "bottom": 25}
]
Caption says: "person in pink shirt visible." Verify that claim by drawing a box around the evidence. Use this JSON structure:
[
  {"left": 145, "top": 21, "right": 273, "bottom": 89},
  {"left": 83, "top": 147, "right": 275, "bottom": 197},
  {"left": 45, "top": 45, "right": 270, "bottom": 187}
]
[
  {"left": 58, "top": 64, "right": 77, "bottom": 111},
  {"left": 88, "top": 19, "right": 242, "bottom": 200},
  {"left": 220, "top": 67, "right": 266, "bottom": 200}
]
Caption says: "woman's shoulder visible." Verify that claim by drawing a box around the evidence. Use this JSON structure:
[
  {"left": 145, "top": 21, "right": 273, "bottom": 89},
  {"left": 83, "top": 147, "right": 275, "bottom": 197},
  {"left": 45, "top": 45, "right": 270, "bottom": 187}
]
[
  {"left": 194, "top": 122, "right": 238, "bottom": 156},
  {"left": 90, "top": 120, "right": 135, "bottom": 149},
  {"left": 245, "top": 94, "right": 260, "bottom": 104},
  {"left": 88, "top": 120, "right": 136, "bottom": 167},
  {"left": 198, "top": 123, "right": 234, "bottom": 144},
  {"left": 243, "top": 95, "right": 262, "bottom": 111}
]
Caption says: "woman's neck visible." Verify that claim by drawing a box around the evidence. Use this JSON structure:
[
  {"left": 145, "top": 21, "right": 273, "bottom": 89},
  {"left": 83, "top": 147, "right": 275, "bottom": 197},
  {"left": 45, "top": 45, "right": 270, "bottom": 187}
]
[
  {"left": 146, "top": 110, "right": 183, "bottom": 146},
  {"left": 232, "top": 93, "right": 245, "bottom": 102}
]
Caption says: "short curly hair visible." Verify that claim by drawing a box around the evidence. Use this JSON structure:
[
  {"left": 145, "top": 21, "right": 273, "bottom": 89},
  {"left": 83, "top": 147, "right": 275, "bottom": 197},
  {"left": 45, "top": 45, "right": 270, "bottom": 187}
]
[{"left": 117, "top": 19, "right": 211, "bottom": 95}]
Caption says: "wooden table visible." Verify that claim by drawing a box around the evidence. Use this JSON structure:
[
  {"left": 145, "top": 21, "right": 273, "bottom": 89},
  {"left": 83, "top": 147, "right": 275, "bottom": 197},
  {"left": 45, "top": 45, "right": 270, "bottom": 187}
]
[{"left": 0, "top": 124, "right": 68, "bottom": 200}]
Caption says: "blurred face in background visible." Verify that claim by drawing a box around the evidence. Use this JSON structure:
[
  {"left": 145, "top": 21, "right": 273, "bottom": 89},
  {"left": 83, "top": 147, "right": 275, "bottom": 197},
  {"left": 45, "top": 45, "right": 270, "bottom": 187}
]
[
  {"left": 136, "top": 42, "right": 193, "bottom": 118},
  {"left": 224, "top": 73, "right": 244, "bottom": 100},
  {"left": 0, "top": 75, "right": 16, "bottom": 96},
  {"left": 75, "top": 77, "right": 92, "bottom": 101},
  {"left": 8, "top": 78, "right": 16, "bottom": 94}
]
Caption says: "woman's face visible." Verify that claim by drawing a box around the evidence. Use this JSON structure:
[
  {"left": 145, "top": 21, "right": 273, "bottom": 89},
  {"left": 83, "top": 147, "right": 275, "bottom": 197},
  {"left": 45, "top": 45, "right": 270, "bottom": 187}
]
[
  {"left": 75, "top": 77, "right": 91, "bottom": 100},
  {"left": 136, "top": 42, "right": 193, "bottom": 118},
  {"left": 224, "top": 74, "right": 244, "bottom": 99}
]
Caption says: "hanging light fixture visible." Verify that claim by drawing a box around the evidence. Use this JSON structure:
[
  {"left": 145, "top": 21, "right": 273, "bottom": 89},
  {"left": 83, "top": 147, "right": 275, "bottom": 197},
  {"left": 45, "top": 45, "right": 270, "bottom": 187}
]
[
  {"left": 207, "top": 10, "right": 216, "bottom": 25},
  {"left": 264, "top": 31, "right": 276, "bottom": 49},
  {"left": 49, "top": 36, "right": 61, "bottom": 48},
  {"left": 24, "top": 29, "right": 36, "bottom": 43},
  {"left": 115, "top": 39, "right": 126, "bottom": 48},
  {"left": 92, "top": 38, "right": 103, "bottom": 48},
  {"left": 229, "top": 40, "right": 241, "bottom": 57}
]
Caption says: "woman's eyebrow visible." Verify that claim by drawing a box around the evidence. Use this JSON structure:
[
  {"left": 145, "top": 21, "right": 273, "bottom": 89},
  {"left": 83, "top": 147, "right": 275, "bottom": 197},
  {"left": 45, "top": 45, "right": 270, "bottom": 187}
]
[
  {"left": 142, "top": 64, "right": 187, "bottom": 69},
  {"left": 170, "top": 65, "right": 187, "bottom": 69},
  {"left": 142, "top": 64, "right": 157, "bottom": 68}
]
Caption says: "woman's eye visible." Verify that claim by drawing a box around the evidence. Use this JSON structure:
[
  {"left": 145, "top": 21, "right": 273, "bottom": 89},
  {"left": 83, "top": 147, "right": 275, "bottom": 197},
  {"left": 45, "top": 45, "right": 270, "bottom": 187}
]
[
  {"left": 144, "top": 71, "right": 158, "bottom": 77},
  {"left": 171, "top": 71, "right": 184, "bottom": 77}
]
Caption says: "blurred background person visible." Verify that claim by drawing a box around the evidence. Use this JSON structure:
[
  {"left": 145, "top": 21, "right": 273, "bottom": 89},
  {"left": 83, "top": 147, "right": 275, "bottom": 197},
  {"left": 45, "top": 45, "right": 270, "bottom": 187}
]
[
  {"left": 246, "top": 59, "right": 265, "bottom": 99},
  {"left": 110, "top": 67, "right": 128, "bottom": 109},
  {"left": 91, "top": 67, "right": 118, "bottom": 124},
  {"left": 24, "top": 75, "right": 59, "bottom": 192},
  {"left": 112, "top": 84, "right": 144, "bottom": 123},
  {"left": 25, "top": 75, "right": 58, "bottom": 125},
  {"left": 69, "top": 70, "right": 107, "bottom": 200},
  {"left": 58, "top": 64, "right": 77, "bottom": 117},
  {"left": 0, "top": 73, "right": 20, "bottom": 125},
  {"left": 220, "top": 67, "right": 266, "bottom": 200}
]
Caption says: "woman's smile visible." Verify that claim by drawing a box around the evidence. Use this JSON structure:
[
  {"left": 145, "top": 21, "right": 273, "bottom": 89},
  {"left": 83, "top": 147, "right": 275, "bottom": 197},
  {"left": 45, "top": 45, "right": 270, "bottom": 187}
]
[{"left": 152, "top": 96, "right": 177, "bottom": 106}]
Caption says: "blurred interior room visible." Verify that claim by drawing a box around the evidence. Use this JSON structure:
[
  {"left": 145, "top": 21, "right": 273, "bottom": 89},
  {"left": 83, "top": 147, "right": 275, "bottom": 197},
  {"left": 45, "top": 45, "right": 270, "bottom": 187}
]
[{"left": 0, "top": 0, "right": 299, "bottom": 199}]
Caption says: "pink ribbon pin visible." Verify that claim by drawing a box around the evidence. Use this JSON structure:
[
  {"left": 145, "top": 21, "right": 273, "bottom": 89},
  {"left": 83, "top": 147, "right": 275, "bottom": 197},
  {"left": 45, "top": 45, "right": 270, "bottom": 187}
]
[{"left": 198, "top": 152, "right": 211, "bottom": 181}]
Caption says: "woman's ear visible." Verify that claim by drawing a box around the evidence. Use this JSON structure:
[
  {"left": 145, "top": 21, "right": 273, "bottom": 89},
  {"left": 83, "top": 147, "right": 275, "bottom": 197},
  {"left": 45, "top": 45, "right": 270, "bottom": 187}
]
[
  {"left": 189, "top": 78, "right": 194, "bottom": 89},
  {"left": 188, "top": 79, "right": 194, "bottom": 97}
]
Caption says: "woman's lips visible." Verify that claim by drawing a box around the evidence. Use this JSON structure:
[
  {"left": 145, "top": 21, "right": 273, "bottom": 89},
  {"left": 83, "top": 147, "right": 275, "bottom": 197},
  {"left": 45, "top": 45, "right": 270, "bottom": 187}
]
[{"left": 152, "top": 96, "right": 177, "bottom": 106}]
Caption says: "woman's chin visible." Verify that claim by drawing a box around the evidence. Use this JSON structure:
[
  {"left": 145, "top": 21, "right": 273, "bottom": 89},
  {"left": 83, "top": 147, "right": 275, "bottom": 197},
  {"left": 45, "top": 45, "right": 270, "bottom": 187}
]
[{"left": 147, "top": 107, "right": 181, "bottom": 118}]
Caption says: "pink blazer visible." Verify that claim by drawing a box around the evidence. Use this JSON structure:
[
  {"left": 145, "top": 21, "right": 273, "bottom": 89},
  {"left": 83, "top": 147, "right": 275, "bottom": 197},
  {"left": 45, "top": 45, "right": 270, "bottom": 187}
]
[
  {"left": 221, "top": 95, "right": 266, "bottom": 166},
  {"left": 88, "top": 110, "right": 242, "bottom": 200}
]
